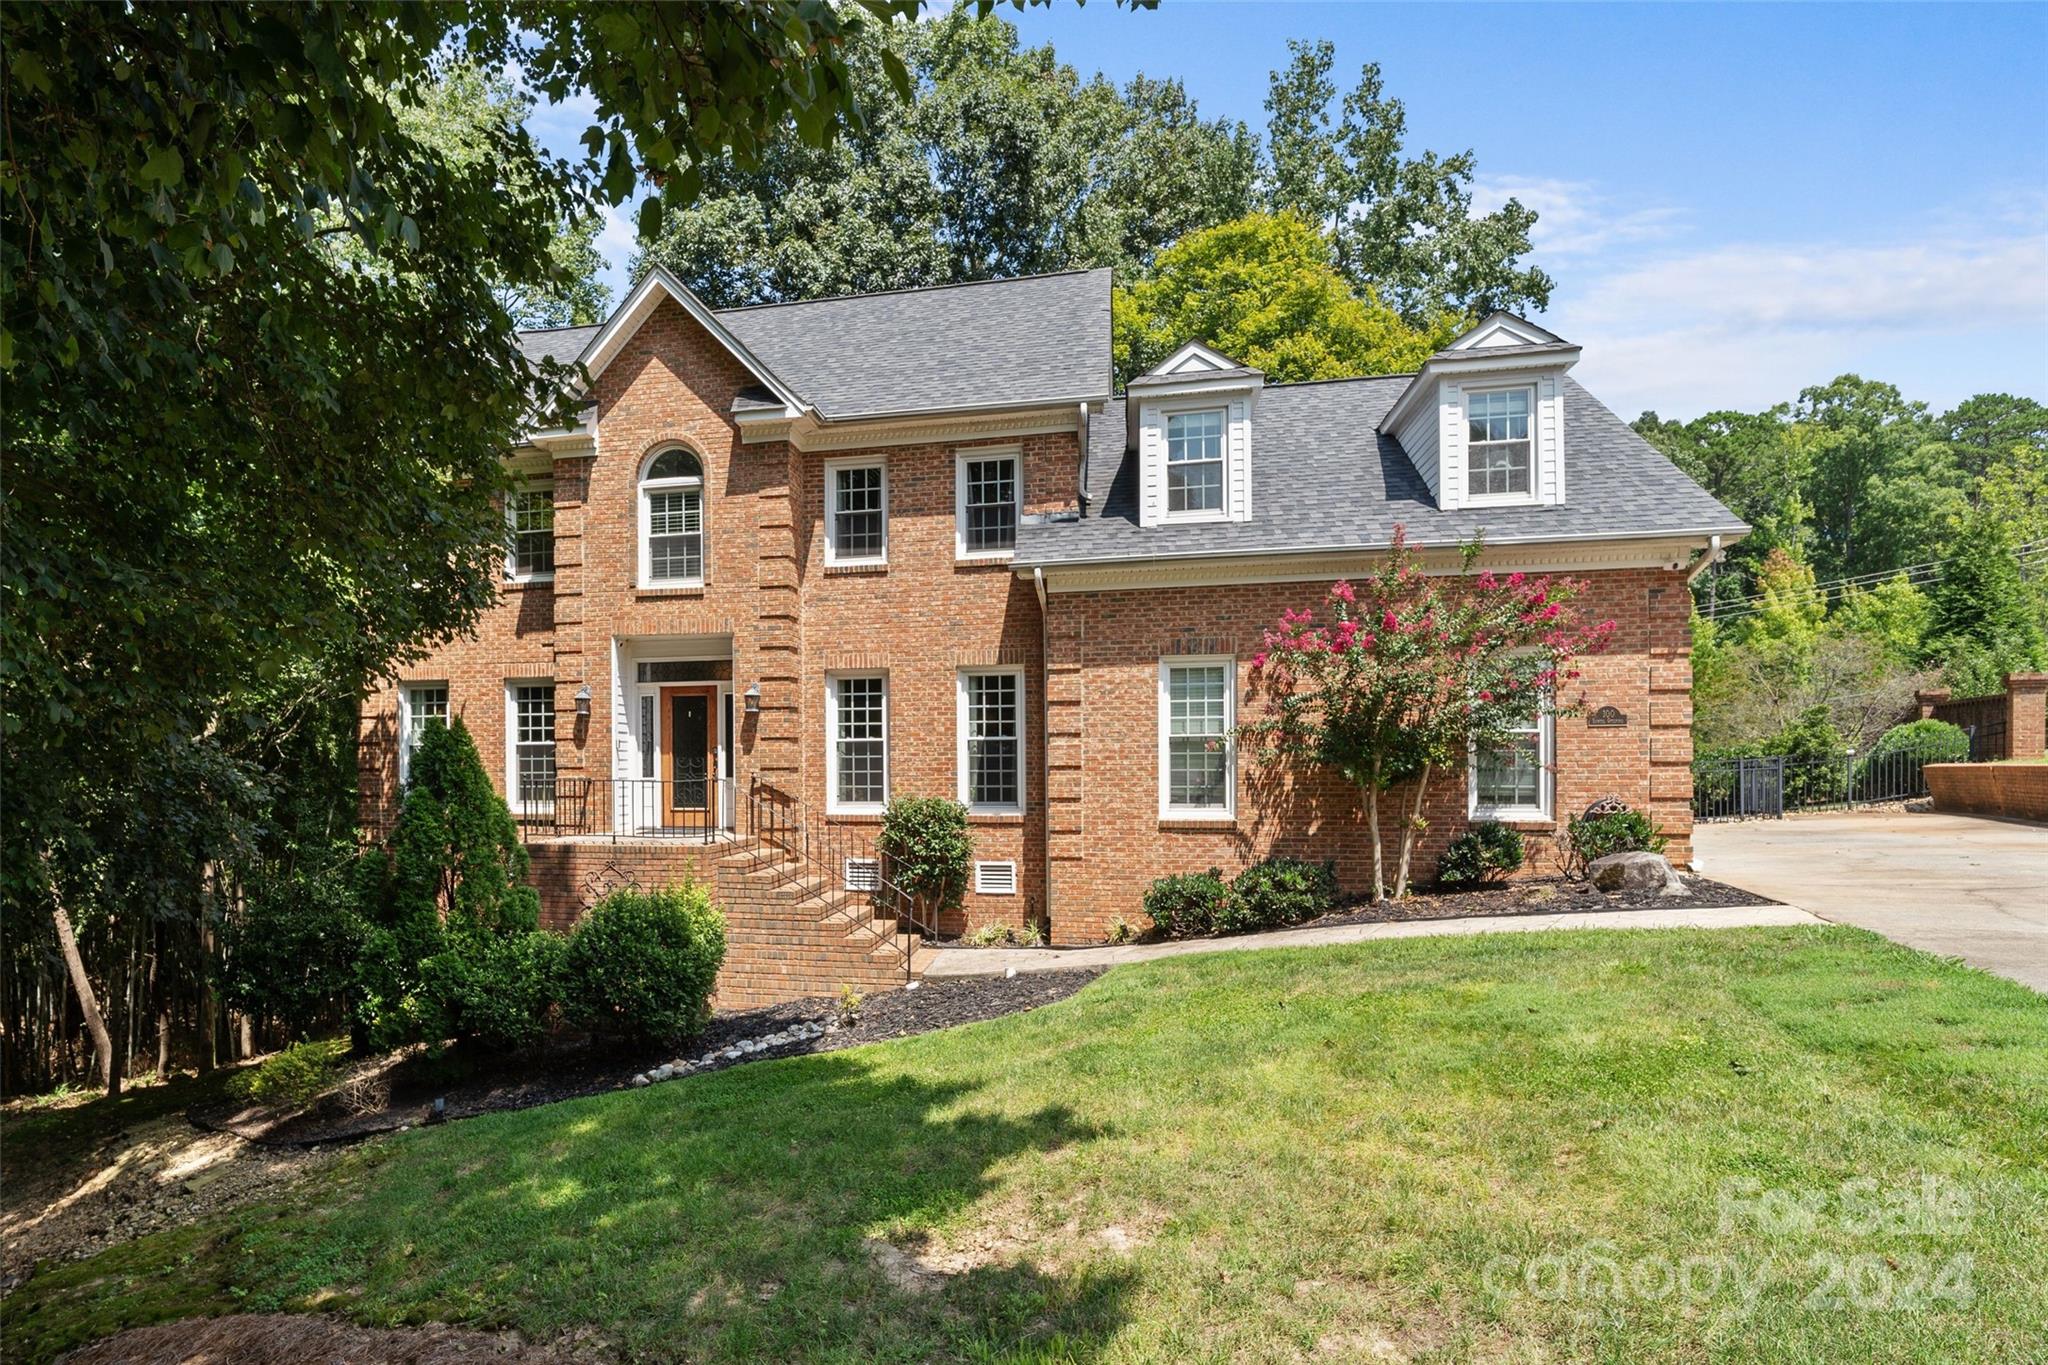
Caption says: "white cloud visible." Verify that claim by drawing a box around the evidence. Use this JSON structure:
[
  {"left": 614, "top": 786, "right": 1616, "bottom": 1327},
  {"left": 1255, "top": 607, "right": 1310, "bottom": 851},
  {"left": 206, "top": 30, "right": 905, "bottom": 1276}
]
[
  {"left": 1534, "top": 212, "right": 2048, "bottom": 417},
  {"left": 1471, "top": 175, "right": 1684, "bottom": 256}
]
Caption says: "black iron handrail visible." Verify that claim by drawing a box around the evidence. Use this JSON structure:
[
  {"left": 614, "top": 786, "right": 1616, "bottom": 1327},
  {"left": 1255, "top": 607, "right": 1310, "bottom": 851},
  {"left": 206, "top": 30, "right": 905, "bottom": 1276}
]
[
  {"left": 515, "top": 777, "right": 737, "bottom": 843},
  {"left": 743, "top": 776, "right": 931, "bottom": 985}
]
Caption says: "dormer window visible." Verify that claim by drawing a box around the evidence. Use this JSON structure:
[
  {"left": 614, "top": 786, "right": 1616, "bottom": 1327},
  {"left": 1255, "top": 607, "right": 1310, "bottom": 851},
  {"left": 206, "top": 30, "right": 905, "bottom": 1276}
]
[
  {"left": 1466, "top": 388, "right": 1534, "bottom": 499},
  {"left": 1166, "top": 409, "right": 1227, "bottom": 516}
]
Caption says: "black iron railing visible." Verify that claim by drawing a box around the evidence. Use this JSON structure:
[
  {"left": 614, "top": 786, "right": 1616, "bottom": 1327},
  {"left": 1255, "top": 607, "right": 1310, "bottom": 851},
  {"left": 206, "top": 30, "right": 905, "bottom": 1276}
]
[
  {"left": 743, "top": 777, "right": 931, "bottom": 984},
  {"left": 515, "top": 777, "right": 737, "bottom": 843},
  {"left": 1692, "top": 735, "right": 1979, "bottom": 821}
]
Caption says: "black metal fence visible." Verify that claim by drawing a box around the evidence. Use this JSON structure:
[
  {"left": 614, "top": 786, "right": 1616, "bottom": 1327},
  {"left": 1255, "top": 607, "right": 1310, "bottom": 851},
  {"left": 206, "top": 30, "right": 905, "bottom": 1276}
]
[
  {"left": 1692, "top": 734, "right": 1982, "bottom": 821},
  {"left": 514, "top": 777, "right": 737, "bottom": 842}
]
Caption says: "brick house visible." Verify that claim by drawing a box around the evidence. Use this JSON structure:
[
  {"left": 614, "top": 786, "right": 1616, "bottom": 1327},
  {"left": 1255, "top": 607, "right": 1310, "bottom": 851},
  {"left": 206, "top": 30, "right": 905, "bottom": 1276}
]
[{"left": 359, "top": 266, "right": 1746, "bottom": 998}]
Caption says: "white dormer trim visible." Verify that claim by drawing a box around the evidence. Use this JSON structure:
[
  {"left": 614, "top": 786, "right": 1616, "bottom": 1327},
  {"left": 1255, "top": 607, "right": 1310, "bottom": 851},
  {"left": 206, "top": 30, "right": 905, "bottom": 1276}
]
[
  {"left": 1152, "top": 340, "right": 1246, "bottom": 375},
  {"left": 574, "top": 265, "right": 809, "bottom": 413},
  {"left": 1129, "top": 343, "right": 1260, "bottom": 529},
  {"left": 1380, "top": 313, "right": 1579, "bottom": 514}
]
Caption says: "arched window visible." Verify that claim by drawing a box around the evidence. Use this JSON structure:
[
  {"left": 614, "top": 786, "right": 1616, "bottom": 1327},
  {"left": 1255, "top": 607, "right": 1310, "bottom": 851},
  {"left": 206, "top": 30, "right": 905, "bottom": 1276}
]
[{"left": 639, "top": 446, "right": 706, "bottom": 586}]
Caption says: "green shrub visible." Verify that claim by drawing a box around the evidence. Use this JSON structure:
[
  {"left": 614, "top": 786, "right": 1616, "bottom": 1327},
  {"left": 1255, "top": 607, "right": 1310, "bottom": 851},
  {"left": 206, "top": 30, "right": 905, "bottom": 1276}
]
[
  {"left": 562, "top": 882, "right": 726, "bottom": 1047},
  {"left": 1862, "top": 718, "right": 1969, "bottom": 764},
  {"left": 876, "top": 796, "right": 972, "bottom": 927},
  {"left": 1564, "top": 808, "right": 1666, "bottom": 877},
  {"left": 1437, "top": 821, "right": 1526, "bottom": 887},
  {"left": 1227, "top": 856, "right": 1338, "bottom": 931},
  {"left": 219, "top": 860, "right": 364, "bottom": 1041},
  {"left": 228, "top": 1037, "right": 349, "bottom": 1113},
  {"left": 420, "top": 929, "right": 566, "bottom": 1052},
  {"left": 1142, "top": 868, "right": 1235, "bottom": 938}
]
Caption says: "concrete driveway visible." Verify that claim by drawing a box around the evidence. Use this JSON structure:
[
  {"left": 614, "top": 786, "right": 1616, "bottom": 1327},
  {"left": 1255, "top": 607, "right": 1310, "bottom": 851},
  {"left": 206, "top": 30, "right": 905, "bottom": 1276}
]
[{"left": 1695, "top": 809, "right": 2048, "bottom": 993}]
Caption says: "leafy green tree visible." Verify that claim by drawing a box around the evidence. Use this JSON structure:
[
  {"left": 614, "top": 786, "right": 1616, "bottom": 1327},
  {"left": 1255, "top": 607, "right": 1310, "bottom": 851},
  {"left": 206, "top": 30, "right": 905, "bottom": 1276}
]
[
  {"left": 1791, "top": 376, "right": 1958, "bottom": 580},
  {"left": 1829, "top": 576, "right": 1933, "bottom": 670},
  {"left": 3, "top": 0, "right": 920, "bottom": 1092},
  {"left": 1633, "top": 406, "right": 1811, "bottom": 602},
  {"left": 1261, "top": 40, "right": 1550, "bottom": 322},
  {"left": 638, "top": 10, "right": 1255, "bottom": 306},
  {"left": 1926, "top": 510, "right": 2048, "bottom": 695},
  {"left": 1941, "top": 393, "right": 2048, "bottom": 486},
  {"left": 1112, "top": 212, "right": 1458, "bottom": 386}
]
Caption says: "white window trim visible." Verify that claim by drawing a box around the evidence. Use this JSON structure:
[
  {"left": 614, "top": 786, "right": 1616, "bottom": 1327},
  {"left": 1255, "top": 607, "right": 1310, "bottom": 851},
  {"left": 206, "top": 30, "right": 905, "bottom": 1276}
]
[
  {"left": 1463, "top": 384, "right": 1539, "bottom": 509},
  {"left": 1157, "top": 654, "right": 1236, "bottom": 821},
  {"left": 824, "top": 456, "right": 889, "bottom": 567},
  {"left": 504, "top": 483, "right": 556, "bottom": 584},
  {"left": 1162, "top": 403, "right": 1231, "bottom": 524},
  {"left": 397, "top": 682, "right": 448, "bottom": 788},
  {"left": 956, "top": 667, "right": 1026, "bottom": 814},
  {"left": 504, "top": 678, "right": 557, "bottom": 815},
  {"left": 1467, "top": 705, "right": 1555, "bottom": 822},
  {"left": 637, "top": 446, "right": 708, "bottom": 588},
  {"left": 825, "top": 671, "right": 889, "bottom": 815},
  {"left": 953, "top": 446, "right": 1022, "bottom": 561}
]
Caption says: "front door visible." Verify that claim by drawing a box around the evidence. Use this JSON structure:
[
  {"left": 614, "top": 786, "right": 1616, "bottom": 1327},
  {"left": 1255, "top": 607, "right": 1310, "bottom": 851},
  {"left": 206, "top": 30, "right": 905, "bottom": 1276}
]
[{"left": 659, "top": 685, "right": 717, "bottom": 829}]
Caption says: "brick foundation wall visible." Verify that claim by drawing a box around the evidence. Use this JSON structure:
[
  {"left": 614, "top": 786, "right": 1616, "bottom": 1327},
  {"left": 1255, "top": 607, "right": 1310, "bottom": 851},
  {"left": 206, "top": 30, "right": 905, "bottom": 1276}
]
[
  {"left": 1925, "top": 763, "right": 2048, "bottom": 822},
  {"left": 1040, "top": 568, "right": 1695, "bottom": 943}
]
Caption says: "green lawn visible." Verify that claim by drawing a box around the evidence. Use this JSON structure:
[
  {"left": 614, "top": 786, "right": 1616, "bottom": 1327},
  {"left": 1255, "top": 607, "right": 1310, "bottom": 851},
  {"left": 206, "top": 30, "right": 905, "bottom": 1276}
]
[{"left": 9, "top": 926, "right": 2047, "bottom": 1363}]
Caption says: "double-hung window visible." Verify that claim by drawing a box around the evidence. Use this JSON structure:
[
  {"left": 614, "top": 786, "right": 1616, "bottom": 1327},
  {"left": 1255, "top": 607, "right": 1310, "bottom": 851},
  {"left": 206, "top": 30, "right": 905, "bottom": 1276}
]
[
  {"left": 399, "top": 683, "right": 448, "bottom": 788},
  {"left": 509, "top": 682, "right": 556, "bottom": 811},
  {"left": 1166, "top": 408, "right": 1226, "bottom": 516},
  {"left": 826, "top": 459, "right": 887, "bottom": 565},
  {"left": 1467, "top": 388, "right": 1534, "bottom": 498},
  {"left": 1159, "top": 657, "right": 1234, "bottom": 818},
  {"left": 640, "top": 447, "right": 706, "bottom": 586},
  {"left": 1470, "top": 700, "right": 1553, "bottom": 820},
  {"left": 827, "top": 674, "right": 888, "bottom": 813},
  {"left": 958, "top": 670, "right": 1023, "bottom": 812},
  {"left": 506, "top": 486, "right": 555, "bottom": 580},
  {"left": 956, "top": 449, "right": 1019, "bottom": 557}
]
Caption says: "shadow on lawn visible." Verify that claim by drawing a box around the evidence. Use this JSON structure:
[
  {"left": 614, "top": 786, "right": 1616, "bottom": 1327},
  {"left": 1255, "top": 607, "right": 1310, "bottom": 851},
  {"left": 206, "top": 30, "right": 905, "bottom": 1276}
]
[{"left": 249, "top": 1048, "right": 1141, "bottom": 1361}]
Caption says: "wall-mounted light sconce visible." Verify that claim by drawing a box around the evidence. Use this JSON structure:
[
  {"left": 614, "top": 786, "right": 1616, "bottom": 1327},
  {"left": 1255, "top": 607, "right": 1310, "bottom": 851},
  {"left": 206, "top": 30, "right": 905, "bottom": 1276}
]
[
  {"left": 574, "top": 685, "right": 592, "bottom": 717},
  {"left": 743, "top": 683, "right": 762, "bottom": 715}
]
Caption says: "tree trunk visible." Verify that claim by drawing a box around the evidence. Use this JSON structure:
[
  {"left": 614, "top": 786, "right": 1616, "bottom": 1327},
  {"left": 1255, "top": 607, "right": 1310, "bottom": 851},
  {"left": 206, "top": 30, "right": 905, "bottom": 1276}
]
[
  {"left": 1393, "top": 763, "right": 1434, "bottom": 901},
  {"left": 1364, "top": 781, "right": 1385, "bottom": 903},
  {"left": 50, "top": 893, "right": 115, "bottom": 1094}
]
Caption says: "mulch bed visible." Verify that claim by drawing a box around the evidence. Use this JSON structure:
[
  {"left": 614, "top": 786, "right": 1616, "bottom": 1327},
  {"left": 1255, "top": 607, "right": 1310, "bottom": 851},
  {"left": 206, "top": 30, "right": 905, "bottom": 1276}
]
[
  {"left": 189, "top": 969, "right": 1102, "bottom": 1149},
  {"left": 1298, "top": 873, "right": 1780, "bottom": 930}
]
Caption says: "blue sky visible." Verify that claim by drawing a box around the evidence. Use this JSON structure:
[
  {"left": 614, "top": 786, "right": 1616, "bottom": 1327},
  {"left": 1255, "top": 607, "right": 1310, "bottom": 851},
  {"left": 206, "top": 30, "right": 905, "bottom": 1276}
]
[{"left": 534, "top": 2, "right": 2047, "bottom": 420}]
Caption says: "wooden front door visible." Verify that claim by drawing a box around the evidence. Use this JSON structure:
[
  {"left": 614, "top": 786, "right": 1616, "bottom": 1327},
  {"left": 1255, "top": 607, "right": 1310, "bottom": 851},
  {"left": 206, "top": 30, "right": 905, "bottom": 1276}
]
[{"left": 659, "top": 686, "right": 717, "bottom": 829}]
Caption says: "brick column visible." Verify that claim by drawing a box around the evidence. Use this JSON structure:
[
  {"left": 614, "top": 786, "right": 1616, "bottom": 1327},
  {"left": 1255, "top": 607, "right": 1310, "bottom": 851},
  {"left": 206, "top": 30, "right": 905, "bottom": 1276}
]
[
  {"left": 1914, "top": 688, "right": 1950, "bottom": 721},
  {"left": 2005, "top": 673, "right": 2048, "bottom": 760},
  {"left": 1042, "top": 595, "right": 1088, "bottom": 941},
  {"left": 550, "top": 447, "right": 595, "bottom": 774},
  {"left": 749, "top": 441, "right": 803, "bottom": 789}
]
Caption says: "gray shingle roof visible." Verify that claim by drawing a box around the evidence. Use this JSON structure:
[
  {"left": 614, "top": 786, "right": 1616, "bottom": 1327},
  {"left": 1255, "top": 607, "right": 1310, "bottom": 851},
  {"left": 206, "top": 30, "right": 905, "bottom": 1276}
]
[
  {"left": 1019, "top": 374, "right": 1747, "bottom": 567},
  {"left": 516, "top": 269, "right": 1113, "bottom": 420},
  {"left": 516, "top": 324, "right": 600, "bottom": 368},
  {"left": 715, "top": 269, "right": 1113, "bottom": 418}
]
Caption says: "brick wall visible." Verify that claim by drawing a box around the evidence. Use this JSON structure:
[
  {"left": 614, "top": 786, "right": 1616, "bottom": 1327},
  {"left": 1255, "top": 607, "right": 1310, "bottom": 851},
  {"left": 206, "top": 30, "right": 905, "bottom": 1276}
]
[
  {"left": 1925, "top": 762, "right": 2048, "bottom": 822},
  {"left": 1040, "top": 568, "right": 1696, "bottom": 942}
]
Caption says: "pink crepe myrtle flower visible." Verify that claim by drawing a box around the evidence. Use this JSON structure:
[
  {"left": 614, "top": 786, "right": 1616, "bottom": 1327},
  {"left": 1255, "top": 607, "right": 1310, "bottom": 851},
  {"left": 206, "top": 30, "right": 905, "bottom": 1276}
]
[
  {"left": 1476, "top": 570, "right": 1498, "bottom": 590},
  {"left": 1382, "top": 608, "right": 1399, "bottom": 631},
  {"left": 1330, "top": 580, "right": 1356, "bottom": 604},
  {"left": 1507, "top": 571, "right": 1526, "bottom": 588}
]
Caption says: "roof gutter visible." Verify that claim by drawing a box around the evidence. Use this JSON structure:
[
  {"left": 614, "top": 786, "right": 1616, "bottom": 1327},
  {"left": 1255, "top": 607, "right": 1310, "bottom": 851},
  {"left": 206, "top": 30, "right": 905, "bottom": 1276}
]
[
  {"left": 812, "top": 391, "right": 1111, "bottom": 426},
  {"left": 1014, "top": 521, "right": 1751, "bottom": 573}
]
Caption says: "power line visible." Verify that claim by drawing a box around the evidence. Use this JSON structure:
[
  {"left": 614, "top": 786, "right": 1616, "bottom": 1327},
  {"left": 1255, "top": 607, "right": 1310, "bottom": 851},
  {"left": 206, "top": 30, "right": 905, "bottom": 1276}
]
[{"left": 1702, "top": 540, "right": 2048, "bottom": 624}]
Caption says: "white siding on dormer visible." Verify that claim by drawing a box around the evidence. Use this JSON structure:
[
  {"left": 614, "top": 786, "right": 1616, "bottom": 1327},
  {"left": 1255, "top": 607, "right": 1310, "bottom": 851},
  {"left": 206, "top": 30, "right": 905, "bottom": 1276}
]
[
  {"left": 1397, "top": 381, "right": 1444, "bottom": 502},
  {"left": 1227, "top": 396, "right": 1252, "bottom": 522},
  {"left": 1138, "top": 402, "right": 1165, "bottom": 527},
  {"left": 1537, "top": 373, "right": 1563, "bottom": 505}
]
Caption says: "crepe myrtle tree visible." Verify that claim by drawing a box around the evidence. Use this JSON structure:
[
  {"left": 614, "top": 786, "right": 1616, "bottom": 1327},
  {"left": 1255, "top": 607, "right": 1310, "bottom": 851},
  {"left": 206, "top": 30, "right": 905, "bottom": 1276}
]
[{"left": 1239, "top": 529, "right": 1615, "bottom": 901}]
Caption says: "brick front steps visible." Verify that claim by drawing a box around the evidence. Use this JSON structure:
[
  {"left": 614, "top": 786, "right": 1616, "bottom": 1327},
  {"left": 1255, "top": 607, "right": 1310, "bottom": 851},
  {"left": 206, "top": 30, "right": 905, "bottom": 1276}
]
[{"left": 524, "top": 837, "right": 929, "bottom": 1009}]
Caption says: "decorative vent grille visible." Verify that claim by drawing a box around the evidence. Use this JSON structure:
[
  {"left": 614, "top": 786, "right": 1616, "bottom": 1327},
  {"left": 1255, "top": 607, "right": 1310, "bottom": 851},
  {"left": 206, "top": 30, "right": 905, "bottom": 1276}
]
[
  {"left": 843, "top": 857, "right": 880, "bottom": 892},
  {"left": 974, "top": 861, "right": 1018, "bottom": 895}
]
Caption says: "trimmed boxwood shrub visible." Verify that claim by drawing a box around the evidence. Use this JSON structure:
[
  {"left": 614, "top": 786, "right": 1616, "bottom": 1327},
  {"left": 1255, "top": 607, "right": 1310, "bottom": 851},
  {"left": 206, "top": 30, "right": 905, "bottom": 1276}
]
[
  {"left": 1563, "top": 808, "right": 1665, "bottom": 877},
  {"left": 1227, "top": 856, "right": 1338, "bottom": 932},
  {"left": 1437, "top": 821, "right": 1526, "bottom": 887},
  {"left": 562, "top": 882, "right": 726, "bottom": 1047},
  {"left": 1142, "top": 868, "right": 1235, "bottom": 938},
  {"left": 419, "top": 929, "right": 566, "bottom": 1053},
  {"left": 876, "top": 796, "right": 972, "bottom": 928}
]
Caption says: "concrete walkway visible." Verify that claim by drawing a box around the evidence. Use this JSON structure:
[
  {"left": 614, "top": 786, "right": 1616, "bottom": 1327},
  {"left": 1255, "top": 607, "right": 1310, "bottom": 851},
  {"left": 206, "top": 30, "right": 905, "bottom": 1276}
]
[
  {"left": 923, "top": 903, "right": 1823, "bottom": 978},
  {"left": 1696, "top": 809, "right": 2048, "bottom": 994}
]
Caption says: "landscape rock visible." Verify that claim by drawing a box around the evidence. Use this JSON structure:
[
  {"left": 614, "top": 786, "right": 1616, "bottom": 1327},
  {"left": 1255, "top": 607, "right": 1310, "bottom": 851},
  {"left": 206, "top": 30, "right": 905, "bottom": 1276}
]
[{"left": 1587, "top": 851, "right": 1687, "bottom": 897}]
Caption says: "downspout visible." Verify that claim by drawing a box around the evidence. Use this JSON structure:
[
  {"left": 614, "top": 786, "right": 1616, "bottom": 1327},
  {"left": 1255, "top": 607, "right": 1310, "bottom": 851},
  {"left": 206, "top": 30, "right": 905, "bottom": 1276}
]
[
  {"left": 1687, "top": 534, "right": 1723, "bottom": 585},
  {"left": 1076, "top": 401, "right": 1091, "bottom": 512},
  {"left": 1033, "top": 564, "right": 1053, "bottom": 938}
]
